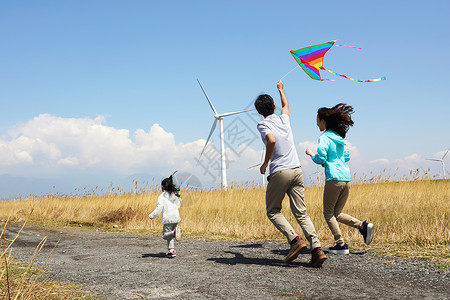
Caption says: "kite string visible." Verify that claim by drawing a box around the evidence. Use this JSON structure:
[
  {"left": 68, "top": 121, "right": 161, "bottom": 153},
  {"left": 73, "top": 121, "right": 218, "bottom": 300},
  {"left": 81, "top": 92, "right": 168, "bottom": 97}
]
[
  {"left": 279, "top": 65, "right": 299, "bottom": 81},
  {"left": 334, "top": 44, "right": 362, "bottom": 50}
]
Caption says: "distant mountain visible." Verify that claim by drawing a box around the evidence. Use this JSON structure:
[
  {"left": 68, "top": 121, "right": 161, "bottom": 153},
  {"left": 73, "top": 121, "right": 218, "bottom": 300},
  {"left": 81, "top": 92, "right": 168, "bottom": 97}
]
[
  {"left": 0, "top": 174, "right": 70, "bottom": 200},
  {"left": 105, "top": 173, "right": 162, "bottom": 193},
  {"left": 0, "top": 173, "right": 161, "bottom": 201}
]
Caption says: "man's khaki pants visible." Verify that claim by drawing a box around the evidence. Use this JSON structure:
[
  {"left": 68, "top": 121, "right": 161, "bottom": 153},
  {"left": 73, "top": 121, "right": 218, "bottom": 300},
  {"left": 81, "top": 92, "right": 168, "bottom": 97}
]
[{"left": 266, "top": 167, "right": 321, "bottom": 249}]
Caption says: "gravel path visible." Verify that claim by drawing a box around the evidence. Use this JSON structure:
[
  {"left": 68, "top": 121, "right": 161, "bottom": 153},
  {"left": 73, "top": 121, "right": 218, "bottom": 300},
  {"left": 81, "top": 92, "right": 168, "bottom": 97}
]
[{"left": 5, "top": 224, "right": 449, "bottom": 299}]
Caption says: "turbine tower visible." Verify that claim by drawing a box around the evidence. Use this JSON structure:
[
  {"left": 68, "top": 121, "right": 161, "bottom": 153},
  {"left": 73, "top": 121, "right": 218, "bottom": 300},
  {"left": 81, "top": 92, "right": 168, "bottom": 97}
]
[
  {"left": 426, "top": 148, "right": 449, "bottom": 180},
  {"left": 197, "top": 79, "right": 254, "bottom": 190}
]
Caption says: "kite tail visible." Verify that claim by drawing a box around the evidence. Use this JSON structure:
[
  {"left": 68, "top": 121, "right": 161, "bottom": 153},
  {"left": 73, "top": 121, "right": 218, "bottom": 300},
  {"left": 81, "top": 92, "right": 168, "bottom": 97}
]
[
  {"left": 321, "top": 77, "right": 341, "bottom": 82},
  {"left": 321, "top": 67, "right": 386, "bottom": 82}
]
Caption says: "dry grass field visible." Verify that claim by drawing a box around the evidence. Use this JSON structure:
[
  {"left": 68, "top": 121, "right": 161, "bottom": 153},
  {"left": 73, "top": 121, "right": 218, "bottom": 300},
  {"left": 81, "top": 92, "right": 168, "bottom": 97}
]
[{"left": 1, "top": 179, "right": 449, "bottom": 263}]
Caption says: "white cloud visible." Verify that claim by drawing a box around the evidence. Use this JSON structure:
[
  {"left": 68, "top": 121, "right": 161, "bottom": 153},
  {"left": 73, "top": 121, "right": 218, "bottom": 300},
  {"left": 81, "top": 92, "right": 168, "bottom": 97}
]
[
  {"left": 58, "top": 156, "right": 79, "bottom": 166},
  {"left": 0, "top": 114, "right": 205, "bottom": 177},
  {"left": 403, "top": 153, "right": 422, "bottom": 162},
  {"left": 369, "top": 158, "right": 390, "bottom": 164}
]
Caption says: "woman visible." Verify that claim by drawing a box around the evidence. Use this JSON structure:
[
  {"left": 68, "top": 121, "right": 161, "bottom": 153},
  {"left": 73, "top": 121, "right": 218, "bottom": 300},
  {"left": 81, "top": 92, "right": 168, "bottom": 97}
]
[{"left": 305, "top": 103, "right": 374, "bottom": 254}]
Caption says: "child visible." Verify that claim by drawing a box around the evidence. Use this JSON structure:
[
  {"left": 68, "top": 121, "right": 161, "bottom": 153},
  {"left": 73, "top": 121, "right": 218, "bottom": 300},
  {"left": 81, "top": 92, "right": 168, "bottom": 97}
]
[
  {"left": 149, "top": 173, "right": 182, "bottom": 258},
  {"left": 305, "top": 103, "right": 374, "bottom": 255}
]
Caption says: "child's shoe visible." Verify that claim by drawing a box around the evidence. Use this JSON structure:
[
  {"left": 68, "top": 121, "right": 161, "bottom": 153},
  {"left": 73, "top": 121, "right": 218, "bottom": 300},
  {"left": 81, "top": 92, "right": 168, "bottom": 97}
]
[
  {"left": 174, "top": 227, "right": 181, "bottom": 241},
  {"left": 167, "top": 249, "right": 176, "bottom": 258},
  {"left": 328, "top": 243, "right": 349, "bottom": 254},
  {"left": 359, "top": 221, "right": 374, "bottom": 245}
]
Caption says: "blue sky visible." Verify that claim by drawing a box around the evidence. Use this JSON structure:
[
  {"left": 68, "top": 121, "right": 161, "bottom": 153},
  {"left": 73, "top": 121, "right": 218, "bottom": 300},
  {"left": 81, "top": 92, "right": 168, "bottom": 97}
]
[{"left": 0, "top": 1, "right": 449, "bottom": 197}]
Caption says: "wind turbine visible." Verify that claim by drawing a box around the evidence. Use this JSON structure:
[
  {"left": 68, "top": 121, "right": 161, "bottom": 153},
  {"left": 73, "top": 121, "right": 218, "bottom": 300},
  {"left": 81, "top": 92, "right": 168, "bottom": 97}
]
[
  {"left": 426, "top": 148, "right": 449, "bottom": 180},
  {"left": 308, "top": 165, "right": 324, "bottom": 185},
  {"left": 247, "top": 149, "right": 266, "bottom": 186},
  {"left": 197, "top": 79, "right": 254, "bottom": 190}
]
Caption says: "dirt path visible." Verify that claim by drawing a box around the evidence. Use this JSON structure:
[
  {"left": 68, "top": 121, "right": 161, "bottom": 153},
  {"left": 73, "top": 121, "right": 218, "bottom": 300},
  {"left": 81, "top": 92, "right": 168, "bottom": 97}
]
[{"left": 5, "top": 224, "right": 449, "bottom": 299}]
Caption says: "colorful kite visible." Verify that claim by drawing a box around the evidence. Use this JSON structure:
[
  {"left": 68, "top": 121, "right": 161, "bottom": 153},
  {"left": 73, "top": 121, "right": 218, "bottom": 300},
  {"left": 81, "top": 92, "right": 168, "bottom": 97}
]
[{"left": 290, "top": 40, "right": 386, "bottom": 82}]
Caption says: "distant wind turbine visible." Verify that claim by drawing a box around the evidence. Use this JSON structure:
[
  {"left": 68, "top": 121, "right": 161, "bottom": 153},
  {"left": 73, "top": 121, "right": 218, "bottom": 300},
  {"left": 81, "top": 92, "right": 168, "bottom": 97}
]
[
  {"left": 309, "top": 165, "right": 324, "bottom": 185},
  {"left": 426, "top": 148, "right": 449, "bottom": 179},
  {"left": 197, "top": 79, "right": 254, "bottom": 190},
  {"left": 247, "top": 149, "right": 266, "bottom": 186}
]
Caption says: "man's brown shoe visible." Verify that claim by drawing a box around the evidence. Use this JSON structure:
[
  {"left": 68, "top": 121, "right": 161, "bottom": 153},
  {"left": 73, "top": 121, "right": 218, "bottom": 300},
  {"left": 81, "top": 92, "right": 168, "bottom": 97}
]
[
  {"left": 284, "top": 239, "right": 307, "bottom": 263},
  {"left": 309, "top": 247, "right": 327, "bottom": 267}
]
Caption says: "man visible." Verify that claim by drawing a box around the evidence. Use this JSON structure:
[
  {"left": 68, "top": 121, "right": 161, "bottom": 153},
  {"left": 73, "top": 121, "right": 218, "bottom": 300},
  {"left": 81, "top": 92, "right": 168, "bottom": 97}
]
[{"left": 255, "top": 80, "right": 326, "bottom": 267}]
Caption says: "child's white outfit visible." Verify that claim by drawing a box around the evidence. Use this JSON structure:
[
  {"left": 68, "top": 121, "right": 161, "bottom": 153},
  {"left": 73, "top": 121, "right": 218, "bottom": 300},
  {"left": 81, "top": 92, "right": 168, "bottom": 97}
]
[{"left": 149, "top": 191, "right": 181, "bottom": 251}]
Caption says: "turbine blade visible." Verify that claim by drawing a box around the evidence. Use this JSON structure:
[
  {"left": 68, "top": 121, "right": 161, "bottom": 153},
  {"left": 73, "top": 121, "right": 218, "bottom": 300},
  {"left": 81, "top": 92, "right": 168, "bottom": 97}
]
[
  {"left": 197, "top": 79, "right": 218, "bottom": 115},
  {"left": 220, "top": 108, "right": 255, "bottom": 118},
  {"left": 442, "top": 148, "right": 450, "bottom": 160},
  {"left": 248, "top": 149, "right": 265, "bottom": 170},
  {"left": 198, "top": 119, "right": 218, "bottom": 160},
  {"left": 180, "top": 173, "right": 194, "bottom": 188},
  {"left": 247, "top": 163, "right": 261, "bottom": 170},
  {"left": 426, "top": 159, "right": 441, "bottom": 162}
]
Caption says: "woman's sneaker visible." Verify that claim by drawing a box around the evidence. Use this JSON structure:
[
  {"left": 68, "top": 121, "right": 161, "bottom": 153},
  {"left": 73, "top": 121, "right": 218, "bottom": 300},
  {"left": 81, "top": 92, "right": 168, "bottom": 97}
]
[
  {"left": 328, "top": 243, "right": 349, "bottom": 254},
  {"left": 167, "top": 249, "right": 176, "bottom": 258},
  {"left": 174, "top": 227, "right": 181, "bottom": 241},
  {"left": 359, "top": 221, "right": 374, "bottom": 245}
]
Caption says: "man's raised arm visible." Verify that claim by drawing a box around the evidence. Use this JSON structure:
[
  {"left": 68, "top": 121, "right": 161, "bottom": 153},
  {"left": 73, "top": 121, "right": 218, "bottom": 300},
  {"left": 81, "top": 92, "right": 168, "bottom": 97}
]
[{"left": 277, "top": 80, "right": 289, "bottom": 116}]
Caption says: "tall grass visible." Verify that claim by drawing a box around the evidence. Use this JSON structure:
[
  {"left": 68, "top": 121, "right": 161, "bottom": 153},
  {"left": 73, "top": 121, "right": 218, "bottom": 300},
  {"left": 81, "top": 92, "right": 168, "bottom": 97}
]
[
  {"left": 1, "top": 180, "right": 449, "bottom": 260},
  {"left": 1, "top": 220, "right": 98, "bottom": 299}
]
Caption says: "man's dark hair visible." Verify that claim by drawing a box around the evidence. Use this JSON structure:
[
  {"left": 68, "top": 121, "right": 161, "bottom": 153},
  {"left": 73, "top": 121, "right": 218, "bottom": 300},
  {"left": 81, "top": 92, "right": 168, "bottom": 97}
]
[{"left": 254, "top": 94, "right": 275, "bottom": 117}]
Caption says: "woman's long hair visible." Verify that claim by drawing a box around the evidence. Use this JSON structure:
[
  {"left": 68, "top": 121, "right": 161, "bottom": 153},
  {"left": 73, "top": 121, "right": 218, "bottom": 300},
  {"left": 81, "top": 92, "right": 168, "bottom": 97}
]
[
  {"left": 161, "top": 171, "right": 180, "bottom": 196},
  {"left": 317, "top": 103, "right": 354, "bottom": 138}
]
